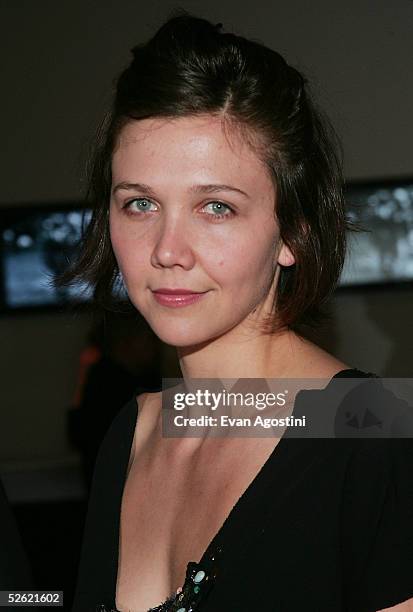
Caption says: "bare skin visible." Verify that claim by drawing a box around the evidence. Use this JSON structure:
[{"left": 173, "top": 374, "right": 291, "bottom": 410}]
[{"left": 116, "top": 340, "right": 349, "bottom": 611}]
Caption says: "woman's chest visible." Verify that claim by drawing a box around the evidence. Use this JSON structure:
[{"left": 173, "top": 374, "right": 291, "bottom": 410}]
[{"left": 115, "top": 437, "right": 280, "bottom": 611}]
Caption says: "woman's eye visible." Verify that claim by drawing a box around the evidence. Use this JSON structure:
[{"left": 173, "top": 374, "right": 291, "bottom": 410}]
[
  {"left": 121, "top": 198, "right": 234, "bottom": 221},
  {"left": 123, "top": 198, "right": 156, "bottom": 213},
  {"left": 203, "top": 201, "right": 234, "bottom": 221}
]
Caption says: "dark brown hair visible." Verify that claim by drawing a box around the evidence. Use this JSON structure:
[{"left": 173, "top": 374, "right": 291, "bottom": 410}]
[{"left": 58, "top": 9, "right": 360, "bottom": 334}]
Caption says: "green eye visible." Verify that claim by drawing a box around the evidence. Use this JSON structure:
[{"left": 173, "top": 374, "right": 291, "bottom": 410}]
[
  {"left": 204, "top": 201, "right": 233, "bottom": 219},
  {"left": 125, "top": 198, "right": 154, "bottom": 211},
  {"left": 123, "top": 198, "right": 153, "bottom": 214}
]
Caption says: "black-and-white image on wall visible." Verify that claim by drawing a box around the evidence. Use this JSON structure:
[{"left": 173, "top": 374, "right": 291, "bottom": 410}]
[
  {"left": 1, "top": 207, "right": 93, "bottom": 309},
  {"left": 341, "top": 179, "right": 413, "bottom": 286}
]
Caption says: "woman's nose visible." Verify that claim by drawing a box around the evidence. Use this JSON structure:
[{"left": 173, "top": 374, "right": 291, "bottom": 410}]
[{"left": 150, "top": 215, "right": 196, "bottom": 270}]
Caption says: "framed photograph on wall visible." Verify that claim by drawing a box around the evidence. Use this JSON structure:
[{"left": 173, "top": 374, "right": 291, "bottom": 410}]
[
  {"left": 339, "top": 176, "right": 413, "bottom": 288},
  {"left": 0, "top": 202, "right": 93, "bottom": 312}
]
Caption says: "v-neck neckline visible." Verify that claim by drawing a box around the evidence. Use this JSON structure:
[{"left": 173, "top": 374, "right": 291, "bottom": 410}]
[{"left": 112, "top": 368, "right": 365, "bottom": 610}]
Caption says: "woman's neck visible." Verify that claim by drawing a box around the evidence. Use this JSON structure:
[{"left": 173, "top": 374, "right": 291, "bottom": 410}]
[{"left": 176, "top": 327, "right": 323, "bottom": 382}]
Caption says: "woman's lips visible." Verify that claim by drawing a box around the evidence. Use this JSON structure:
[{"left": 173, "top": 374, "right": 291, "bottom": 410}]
[{"left": 151, "top": 290, "right": 208, "bottom": 308}]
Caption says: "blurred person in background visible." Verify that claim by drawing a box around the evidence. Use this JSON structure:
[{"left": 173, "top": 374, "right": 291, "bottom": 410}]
[{"left": 67, "top": 313, "right": 161, "bottom": 489}]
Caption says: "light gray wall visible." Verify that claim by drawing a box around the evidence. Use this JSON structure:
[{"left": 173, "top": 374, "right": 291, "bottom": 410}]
[{"left": 1, "top": 0, "right": 412, "bottom": 465}]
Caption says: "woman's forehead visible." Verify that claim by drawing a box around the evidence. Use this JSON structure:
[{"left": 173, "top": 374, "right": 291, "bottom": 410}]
[
  {"left": 114, "top": 114, "right": 258, "bottom": 157},
  {"left": 112, "top": 115, "right": 270, "bottom": 188}
]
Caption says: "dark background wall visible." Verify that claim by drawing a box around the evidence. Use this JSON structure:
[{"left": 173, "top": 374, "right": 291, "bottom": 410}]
[{"left": 0, "top": 0, "right": 412, "bottom": 467}]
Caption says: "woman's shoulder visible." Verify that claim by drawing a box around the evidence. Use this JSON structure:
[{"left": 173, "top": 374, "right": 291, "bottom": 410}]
[
  {"left": 98, "top": 393, "right": 139, "bottom": 449},
  {"left": 341, "top": 436, "right": 413, "bottom": 610},
  {"left": 281, "top": 333, "right": 352, "bottom": 378},
  {"left": 97, "top": 384, "right": 163, "bottom": 454}
]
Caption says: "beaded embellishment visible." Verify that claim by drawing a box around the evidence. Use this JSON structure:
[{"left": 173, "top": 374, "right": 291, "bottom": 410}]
[{"left": 97, "top": 545, "right": 223, "bottom": 612}]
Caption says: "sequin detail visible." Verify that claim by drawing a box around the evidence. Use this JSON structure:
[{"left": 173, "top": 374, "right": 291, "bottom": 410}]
[{"left": 97, "top": 546, "right": 223, "bottom": 612}]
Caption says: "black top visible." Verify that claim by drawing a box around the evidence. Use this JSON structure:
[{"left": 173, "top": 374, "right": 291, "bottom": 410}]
[{"left": 72, "top": 368, "right": 413, "bottom": 612}]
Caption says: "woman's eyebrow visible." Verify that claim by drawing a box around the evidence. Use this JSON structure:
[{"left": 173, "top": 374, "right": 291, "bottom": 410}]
[{"left": 111, "top": 181, "right": 250, "bottom": 198}]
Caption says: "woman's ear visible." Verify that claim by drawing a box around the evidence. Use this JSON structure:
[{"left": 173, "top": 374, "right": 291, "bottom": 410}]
[{"left": 277, "top": 242, "right": 295, "bottom": 267}]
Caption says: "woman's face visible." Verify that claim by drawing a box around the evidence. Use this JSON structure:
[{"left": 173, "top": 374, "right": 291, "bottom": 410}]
[{"left": 110, "top": 114, "right": 294, "bottom": 347}]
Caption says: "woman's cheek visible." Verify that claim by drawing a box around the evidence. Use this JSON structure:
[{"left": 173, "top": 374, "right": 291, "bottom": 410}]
[{"left": 111, "top": 223, "right": 139, "bottom": 268}]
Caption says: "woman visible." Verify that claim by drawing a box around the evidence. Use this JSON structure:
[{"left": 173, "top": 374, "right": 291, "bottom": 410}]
[{"left": 67, "top": 12, "right": 413, "bottom": 612}]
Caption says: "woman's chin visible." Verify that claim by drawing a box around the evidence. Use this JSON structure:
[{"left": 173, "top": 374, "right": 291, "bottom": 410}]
[
  {"left": 144, "top": 319, "right": 223, "bottom": 349},
  {"left": 151, "top": 329, "right": 213, "bottom": 348}
]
